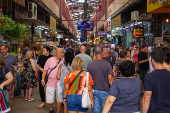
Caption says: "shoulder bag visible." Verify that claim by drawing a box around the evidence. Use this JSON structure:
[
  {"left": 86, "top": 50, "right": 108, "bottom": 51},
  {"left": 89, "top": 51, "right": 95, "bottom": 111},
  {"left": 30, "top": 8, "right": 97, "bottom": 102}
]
[
  {"left": 82, "top": 72, "right": 91, "bottom": 108},
  {"left": 69, "top": 70, "right": 83, "bottom": 89},
  {"left": 45, "top": 59, "right": 61, "bottom": 84},
  {"left": 3, "top": 67, "right": 15, "bottom": 90}
]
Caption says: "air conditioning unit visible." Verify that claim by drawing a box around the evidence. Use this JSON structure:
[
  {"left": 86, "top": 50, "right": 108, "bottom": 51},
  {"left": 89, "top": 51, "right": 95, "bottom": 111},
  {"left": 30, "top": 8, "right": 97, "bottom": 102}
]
[
  {"left": 159, "top": 0, "right": 168, "bottom": 3},
  {"left": 28, "top": 2, "right": 37, "bottom": 19},
  {"left": 131, "top": 11, "right": 139, "bottom": 21}
]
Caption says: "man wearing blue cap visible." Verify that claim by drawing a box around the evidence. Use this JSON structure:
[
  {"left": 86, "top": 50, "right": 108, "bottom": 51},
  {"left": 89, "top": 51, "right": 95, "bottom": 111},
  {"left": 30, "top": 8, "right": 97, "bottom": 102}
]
[{"left": 138, "top": 44, "right": 150, "bottom": 84}]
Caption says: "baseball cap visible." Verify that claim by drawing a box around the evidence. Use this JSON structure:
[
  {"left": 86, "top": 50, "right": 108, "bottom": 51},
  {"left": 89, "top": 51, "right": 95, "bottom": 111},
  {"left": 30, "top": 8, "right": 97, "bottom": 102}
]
[
  {"left": 142, "top": 44, "right": 148, "bottom": 48},
  {"left": 49, "top": 44, "right": 54, "bottom": 47},
  {"left": 111, "top": 44, "right": 115, "bottom": 49}
]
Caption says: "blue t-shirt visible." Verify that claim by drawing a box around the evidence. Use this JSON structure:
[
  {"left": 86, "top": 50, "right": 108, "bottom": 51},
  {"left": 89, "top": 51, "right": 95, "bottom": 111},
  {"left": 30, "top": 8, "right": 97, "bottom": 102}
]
[
  {"left": 0, "top": 67, "right": 10, "bottom": 90},
  {"left": 109, "top": 78, "right": 142, "bottom": 113},
  {"left": 144, "top": 69, "right": 170, "bottom": 113}
]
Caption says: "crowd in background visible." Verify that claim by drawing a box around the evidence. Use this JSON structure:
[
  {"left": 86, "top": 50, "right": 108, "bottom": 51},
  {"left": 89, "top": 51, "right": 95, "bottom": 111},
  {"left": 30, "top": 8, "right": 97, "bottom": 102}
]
[{"left": 0, "top": 41, "right": 170, "bottom": 113}]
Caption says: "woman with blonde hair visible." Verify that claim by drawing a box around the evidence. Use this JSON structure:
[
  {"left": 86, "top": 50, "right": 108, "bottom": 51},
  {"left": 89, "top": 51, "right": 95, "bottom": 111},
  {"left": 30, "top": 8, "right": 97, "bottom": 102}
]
[
  {"left": 63, "top": 57, "right": 94, "bottom": 113},
  {"left": 0, "top": 55, "right": 14, "bottom": 102},
  {"left": 22, "top": 51, "right": 38, "bottom": 101},
  {"left": 16, "top": 54, "right": 23, "bottom": 97}
]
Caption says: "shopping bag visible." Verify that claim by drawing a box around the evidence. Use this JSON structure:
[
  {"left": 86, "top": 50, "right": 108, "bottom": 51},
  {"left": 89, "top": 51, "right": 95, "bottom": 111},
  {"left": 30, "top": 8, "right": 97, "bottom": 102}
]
[{"left": 82, "top": 72, "right": 91, "bottom": 108}]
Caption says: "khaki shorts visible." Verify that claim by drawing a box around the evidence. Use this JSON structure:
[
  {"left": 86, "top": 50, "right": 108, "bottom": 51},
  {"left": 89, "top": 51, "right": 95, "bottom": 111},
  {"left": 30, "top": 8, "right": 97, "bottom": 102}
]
[{"left": 46, "top": 86, "right": 58, "bottom": 104}]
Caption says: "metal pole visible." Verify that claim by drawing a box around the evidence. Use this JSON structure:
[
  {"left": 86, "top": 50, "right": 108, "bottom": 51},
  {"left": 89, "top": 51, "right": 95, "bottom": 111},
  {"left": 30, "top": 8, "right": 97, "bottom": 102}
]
[
  {"left": 11, "top": 0, "right": 12, "bottom": 16},
  {"left": 84, "top": 0, "right": 87, "bottom": 42},
  {"left": 7, "top": 0, "right": 8, "bottom": 16}
]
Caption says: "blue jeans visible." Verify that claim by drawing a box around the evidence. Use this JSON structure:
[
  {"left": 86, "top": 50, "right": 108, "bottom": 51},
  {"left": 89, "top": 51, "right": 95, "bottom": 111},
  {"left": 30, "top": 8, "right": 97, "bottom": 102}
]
[
  {"left": 92, "top": 90, "right": 109, "bottom": 113},
  {"left": 16, "top": 72, "right": 22, "bottom": 96}
]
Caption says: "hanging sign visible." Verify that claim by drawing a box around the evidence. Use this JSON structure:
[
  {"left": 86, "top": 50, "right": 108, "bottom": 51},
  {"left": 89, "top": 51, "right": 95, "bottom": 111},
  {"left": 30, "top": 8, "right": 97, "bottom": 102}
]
[
  {"left": 50, "top": 15, "right": 56, "bottom": 31},
  {"left": 133, "top": 27, "right": 144, "bottom": 38}
]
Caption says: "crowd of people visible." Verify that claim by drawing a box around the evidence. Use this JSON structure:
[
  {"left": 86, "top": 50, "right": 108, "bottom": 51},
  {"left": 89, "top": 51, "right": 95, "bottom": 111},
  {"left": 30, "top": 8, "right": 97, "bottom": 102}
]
[{"left": 0, "top": 42, "right": 170, "bottom": 113}]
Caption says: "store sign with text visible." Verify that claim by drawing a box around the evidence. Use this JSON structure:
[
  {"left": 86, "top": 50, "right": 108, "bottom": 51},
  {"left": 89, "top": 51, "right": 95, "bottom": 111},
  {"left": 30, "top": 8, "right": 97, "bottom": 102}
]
[
  {"left": 104, "top": 17, "right": 111, "bottom": 31},
  {"left": 133, "top": 27, "right": 144, "bottom": 38},
  {"left": 111, "top": 15, "right": 121, "bottom": 29},
  {"left": 50, "top": 15, "right": 56, "bottom": 31}
]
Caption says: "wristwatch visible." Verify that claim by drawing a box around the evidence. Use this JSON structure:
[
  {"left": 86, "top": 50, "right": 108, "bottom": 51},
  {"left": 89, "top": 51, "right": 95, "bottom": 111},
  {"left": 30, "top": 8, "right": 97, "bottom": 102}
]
[{"left": 41, "top": 79, "right": 45, "bottom": 82}]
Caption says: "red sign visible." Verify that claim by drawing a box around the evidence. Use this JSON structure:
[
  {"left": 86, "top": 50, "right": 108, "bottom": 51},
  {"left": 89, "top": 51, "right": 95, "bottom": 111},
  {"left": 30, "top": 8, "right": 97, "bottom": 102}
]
[{"left": 133, "top": 27, "right": 144, "bottom": 38}]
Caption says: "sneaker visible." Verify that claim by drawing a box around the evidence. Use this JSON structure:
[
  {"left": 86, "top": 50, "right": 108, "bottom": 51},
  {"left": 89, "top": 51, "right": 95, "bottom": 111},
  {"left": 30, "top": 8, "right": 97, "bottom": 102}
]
[{"left": 49, "top": 109, "right": 54, "bottom": 113}]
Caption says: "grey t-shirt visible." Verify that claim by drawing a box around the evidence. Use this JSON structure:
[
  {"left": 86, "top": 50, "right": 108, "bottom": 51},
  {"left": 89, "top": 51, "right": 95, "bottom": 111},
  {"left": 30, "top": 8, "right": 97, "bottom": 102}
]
[
  {"left": 76, "top": 54, "right": 92, "bottom": 71},
  {"left": 109, "top": 78, "right": 142, "bottom": 113},
  {"left": 87, "top": 59, "right": 113, "bottom": 92},
  {"left": 59, "top": 64, "right": 73, "bottom": 85},
  {"left": 3, "top": 53, "right": 18, "bottom": 75}
]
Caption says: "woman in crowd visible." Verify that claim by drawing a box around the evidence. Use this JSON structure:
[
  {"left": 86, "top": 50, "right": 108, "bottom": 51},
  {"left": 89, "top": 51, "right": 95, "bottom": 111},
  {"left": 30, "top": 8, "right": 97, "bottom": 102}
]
[
  {"left": 63, "top": 57, "right": 94, "bottom": 113},
  {"left": 133, "top": 45, "right": 139, "bottom": 69},
  {"left": 57, "top": 51, "right": 74, "bottom": 113},
  {"left": 32, "top": 47, "right": 39, "bottom": 59},
  {"left": 36, "top": 46, "right": 52, "bottom": 108},
  {"left": 102, "top": 60, "right": 142, "bottom": 113},
  {"left": 16, "top": 54, "right": 23, "bottom": 97},
  {"left": 22, "top": 51, "right": 37, "bottom": 101},
  {"left": 126, "top": 50, "right": 134, "bottom": 62},
  {"left": 161, "top": 47, "right": 170, "bottom": 71},
  {"left": 0, "top": 54, "right": 14, "bottom": 99}
]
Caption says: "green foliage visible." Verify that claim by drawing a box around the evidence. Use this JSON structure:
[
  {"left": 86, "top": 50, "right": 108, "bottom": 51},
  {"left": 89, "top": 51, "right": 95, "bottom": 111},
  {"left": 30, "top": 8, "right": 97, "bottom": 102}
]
[{"left": 0, "top": 15, "right": 30, "bottom": 42}]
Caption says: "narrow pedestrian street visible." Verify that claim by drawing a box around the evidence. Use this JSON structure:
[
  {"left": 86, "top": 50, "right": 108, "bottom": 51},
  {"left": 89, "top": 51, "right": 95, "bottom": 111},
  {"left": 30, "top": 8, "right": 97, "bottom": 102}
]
[{"left": 11, "top": 84, "right": 91, "bottom": 113}]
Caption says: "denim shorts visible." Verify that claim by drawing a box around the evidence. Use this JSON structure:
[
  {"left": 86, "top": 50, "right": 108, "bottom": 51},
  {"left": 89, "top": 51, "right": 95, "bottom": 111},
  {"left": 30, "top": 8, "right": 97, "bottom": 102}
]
[
  {"left": 67, "top": 94, "right": 88, "bottom": 112},
  {"left": 57, "top": 84, "right": 64, "bottom": 102}
]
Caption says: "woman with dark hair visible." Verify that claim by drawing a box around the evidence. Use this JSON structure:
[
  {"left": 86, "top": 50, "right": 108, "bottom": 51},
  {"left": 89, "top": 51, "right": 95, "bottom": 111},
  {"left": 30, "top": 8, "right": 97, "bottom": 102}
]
[
  {"left": 32, "top": 47, "right": 39, "bottom": 59},
  {"left": 103, "top": 60, "right": 142, "bottom": 113},
  {"left": 161, "top": 47, "right": 170, "bottom": 71},
  {"left": 36, "top": 46, "right": 52, "bottom": 108},
  {"left": 57, "top": 51, "right": 74, "bottom": 113},
  {"left": 126, "top": 50, "right": 134, "bottom": 62}
]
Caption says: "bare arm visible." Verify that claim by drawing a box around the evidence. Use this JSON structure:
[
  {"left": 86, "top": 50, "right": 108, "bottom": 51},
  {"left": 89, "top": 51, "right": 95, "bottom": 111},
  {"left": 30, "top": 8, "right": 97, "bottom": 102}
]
[
  {"left": 41, "top": 70, "right": 47, "bottom": 87},
  {"left": 63, "top": 83, "right": 69, "bottom": 106},
  {"left": 88, "top": 85, "right": 94, "bottom": 108},
  {"left": 142, "top": 91, "right": 152, "bottom": 113},
  {"left": 57, "top": 64, "right": 62, "bottom": 80},
  {"left": 0, "top": 72, "right": 14, "bottom": 90},
  {"left": 102, "top": 95, "right": 116, "bottom": 113},
  {"left": 30, "top": 59, "right": 37, "bottom": 75},
  {"left": 139, "top": 59, "right": 149, "bottom": 64},
  {"left": 108, "top": 74, "right": 114, "bottom": 86},
  {"left": 36, "top": 64, "right": 44, "bottom": 72}
]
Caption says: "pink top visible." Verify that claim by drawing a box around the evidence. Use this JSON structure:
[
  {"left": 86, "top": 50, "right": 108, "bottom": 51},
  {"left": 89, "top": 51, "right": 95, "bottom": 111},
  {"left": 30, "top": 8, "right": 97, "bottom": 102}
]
[
  {"left": 133, "top": 50, "right": 138, "bottom": 61},
  {"left": 44, "top": 57, "right": 64, "bottom": 88}
]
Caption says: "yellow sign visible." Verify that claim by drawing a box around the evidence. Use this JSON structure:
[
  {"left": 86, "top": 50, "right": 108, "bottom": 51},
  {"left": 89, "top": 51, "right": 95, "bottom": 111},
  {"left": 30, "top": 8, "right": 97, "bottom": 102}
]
[
  {"left": 147, "top": 0, "right": 170, "bottom": 13},
  {"left": 50, "top": 15, "right": 56, "bottom": 31}
]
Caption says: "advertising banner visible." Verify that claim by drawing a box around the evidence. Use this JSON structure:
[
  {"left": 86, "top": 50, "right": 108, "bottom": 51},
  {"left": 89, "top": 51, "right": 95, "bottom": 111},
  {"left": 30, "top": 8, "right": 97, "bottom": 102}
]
[
  {"left": 50, "top": 15, "right": 56, "bottom": 31},
  {"left": 111, "top": 15, "right": 121, "bottom": 29},
  {"left": 133, "top": 27, "right": 144, "bottom": 38},
  {"left": 104, "top": 17, "right": 111, "bottom": 31}
]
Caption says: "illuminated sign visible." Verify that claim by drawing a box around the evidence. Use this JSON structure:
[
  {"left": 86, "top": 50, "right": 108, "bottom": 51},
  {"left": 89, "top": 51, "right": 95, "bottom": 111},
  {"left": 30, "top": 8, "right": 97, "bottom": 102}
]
[{"left": 133, "top": 27, "right": 144, "bottom": 38}]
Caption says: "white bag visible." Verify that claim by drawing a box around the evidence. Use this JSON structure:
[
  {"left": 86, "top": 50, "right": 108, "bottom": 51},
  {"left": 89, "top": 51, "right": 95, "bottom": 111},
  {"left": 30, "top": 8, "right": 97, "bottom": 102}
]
[{"left": 82, "top": 72, "right": 91, "bottom": 108}]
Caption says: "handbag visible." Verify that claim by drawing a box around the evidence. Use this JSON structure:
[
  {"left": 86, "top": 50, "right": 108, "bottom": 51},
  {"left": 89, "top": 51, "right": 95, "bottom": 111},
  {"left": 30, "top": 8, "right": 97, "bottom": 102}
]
[
  {"left": 82, "top": 72, "right": 91, "bottom": 108},
  {"left": 3, "top": 67, "right": 15, "bottom": 90},
  {"left": 45, "top": 59, "right": 61, "bottom": 84}
]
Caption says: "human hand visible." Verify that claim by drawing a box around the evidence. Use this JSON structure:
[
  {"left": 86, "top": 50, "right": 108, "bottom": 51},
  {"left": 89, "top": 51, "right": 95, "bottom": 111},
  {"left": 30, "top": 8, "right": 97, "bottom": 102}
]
[
  {"left": 91, "top": 101, "right": 94, "bottom": 109},
  {"left": 0, "top": 84, "right": 4, "bottom": 90},
  {"left": 63, "top": 99, "right": 67, "bottom": 106},
  {"left": 11, "top": 65, "right": 17, "bottom": 71},
  {"left": 41, "top": 81, "right": 45, "bottom": 87}
]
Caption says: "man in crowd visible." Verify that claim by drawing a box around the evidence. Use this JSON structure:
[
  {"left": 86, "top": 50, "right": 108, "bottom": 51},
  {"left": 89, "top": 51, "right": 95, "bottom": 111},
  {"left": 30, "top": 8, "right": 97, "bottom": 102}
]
[
  {"left": 112, "top": 51, "right": 126, "bottom": 79},
  {"left": 76, "top": 45, "right": 92, "bottom": 71},
  {"left": 109, "top": 44, "right": 118, "bottom": 66},
  {"left": 41, "top": 48, "right": 64, "bottom": 113},
  {"left": 102, "top": 48, "right": 113, "bottom": 68},
  {"left": 138, "top": 44, "right": 149, "bottom": 84},
  {"left": 0, "top": 43, "right": 18, "bottom": 112},
  {"left": 87, "top": 46, "right": 113, "bottom": 113},
  {"left": 142, "top": 48, "right": 170, "bottom": 113},
  {"left": 22, "top": 44, "right": 31, "bottom": 57},
  {"left": 49, "top": 44, "right": 56, "bottom": 56}
]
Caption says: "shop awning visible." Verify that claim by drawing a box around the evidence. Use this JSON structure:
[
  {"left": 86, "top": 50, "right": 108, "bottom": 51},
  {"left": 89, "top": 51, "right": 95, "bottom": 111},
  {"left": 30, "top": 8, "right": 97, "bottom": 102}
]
[
  {"left": 147, "top": 0, "right": 170, "bottom": 13},
  {"left": 19, "top": 19, "right": 49, "bottom": 26}
]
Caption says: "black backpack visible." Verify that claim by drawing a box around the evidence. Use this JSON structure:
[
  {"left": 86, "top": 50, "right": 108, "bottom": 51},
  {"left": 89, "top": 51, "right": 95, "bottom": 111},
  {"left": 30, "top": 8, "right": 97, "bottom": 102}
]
[{"left": 109, "top": 50, "right": 116, "bottom": 66}]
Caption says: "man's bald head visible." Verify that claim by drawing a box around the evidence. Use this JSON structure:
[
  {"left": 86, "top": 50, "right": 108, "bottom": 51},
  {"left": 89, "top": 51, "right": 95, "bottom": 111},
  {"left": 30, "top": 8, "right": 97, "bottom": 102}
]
[
  {"left": 94, "top": 46, "right": 103, "bottom": 56},
  {"left": 80, "top": 45, "right": 86, "bottom": 53},
  {"left": 56, "top": 48, "right": 64, "bottom": 59}
]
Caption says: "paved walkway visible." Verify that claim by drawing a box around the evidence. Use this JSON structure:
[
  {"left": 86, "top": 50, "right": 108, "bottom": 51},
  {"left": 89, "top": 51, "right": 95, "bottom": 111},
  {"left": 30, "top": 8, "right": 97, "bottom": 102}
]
[{"left": 11, "top": 84, "right": 91, "bottom": 113}]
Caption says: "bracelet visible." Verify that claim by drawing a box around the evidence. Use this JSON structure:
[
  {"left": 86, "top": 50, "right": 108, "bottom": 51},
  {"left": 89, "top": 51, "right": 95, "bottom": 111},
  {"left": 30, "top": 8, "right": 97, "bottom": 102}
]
[
  {"left": 41, "top": 79, "right": 44, "bottom": 82},
  {"left": 63, "top": 97, "right": 67, "bottom": 99},
  {"left": 135, "top": 71, "right": 137, "bottom": 73}
]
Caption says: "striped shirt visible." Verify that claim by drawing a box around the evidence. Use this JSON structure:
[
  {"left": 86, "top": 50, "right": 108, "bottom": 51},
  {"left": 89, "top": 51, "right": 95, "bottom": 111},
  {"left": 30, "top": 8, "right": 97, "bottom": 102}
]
[{"left": 64, "top": 71, "right": 94, "bottom": 95}]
